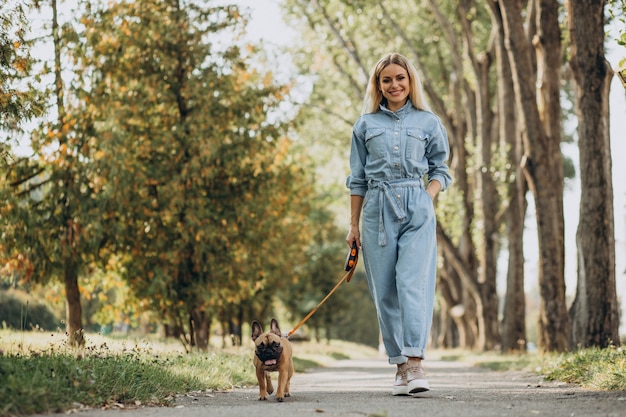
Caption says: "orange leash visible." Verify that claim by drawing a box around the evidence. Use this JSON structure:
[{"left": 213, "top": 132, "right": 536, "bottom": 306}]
[{"left": 287, "top": 243, "right": 359, "bottom": 337}]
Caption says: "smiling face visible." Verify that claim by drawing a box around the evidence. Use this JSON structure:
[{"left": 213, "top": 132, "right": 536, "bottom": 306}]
[{"left": 378, "top": 63, "right": 411, "bottom": 112}]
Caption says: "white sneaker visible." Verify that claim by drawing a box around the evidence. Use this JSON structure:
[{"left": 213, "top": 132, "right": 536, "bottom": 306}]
[
  {"left": 407, "top": 360, "right": 430, "bottom": 393},
  {"left": 392, "top": 363, "right": 409, "bottom": 396}
]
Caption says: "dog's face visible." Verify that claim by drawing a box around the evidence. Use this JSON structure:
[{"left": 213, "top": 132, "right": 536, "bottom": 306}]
[{"left": 251, "top": 319, "right": 284, "bottom": 367}]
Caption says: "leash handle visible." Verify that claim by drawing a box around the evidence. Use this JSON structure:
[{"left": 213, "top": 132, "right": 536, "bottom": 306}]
[{"left": 344, "top": 241, "right": 359, "bottom": 274}]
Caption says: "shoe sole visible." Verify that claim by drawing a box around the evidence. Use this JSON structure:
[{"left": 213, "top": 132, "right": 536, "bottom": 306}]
[
  {"left": 392, "top": 385, "right": 409, "bottom": 396},
  {"left": 408, "top": 379, "right": 430, "bottom": 394}
]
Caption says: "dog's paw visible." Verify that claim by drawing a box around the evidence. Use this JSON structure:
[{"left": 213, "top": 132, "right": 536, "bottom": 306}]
[
  {"left": 258, "top": 396, "right": 268, "bottom": 401},
  {"left": 276, "top": 396, "right": 284, "bottom": 402},
  {"left": 284, "top": 393, "right": 291, "bottom": 398}
]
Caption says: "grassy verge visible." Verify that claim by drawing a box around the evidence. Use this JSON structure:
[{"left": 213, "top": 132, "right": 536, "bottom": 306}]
[
  {"left": 0, "top": 344, "right": 255, "bottom": 416},
  {"left": 1, "top": 351, "right": 208, "bottom": 415},
  {"left": 0, "top": 330, "right": 379, "bottom": 416},
  {"left": 436, "top": 344, "right": 626, "bottom": 391},
  {"left": 538, "top": 346, "right": 626, "bottom": 391},
  {"left": 3, "top": 330, "right": 623, "bottom": 416}
]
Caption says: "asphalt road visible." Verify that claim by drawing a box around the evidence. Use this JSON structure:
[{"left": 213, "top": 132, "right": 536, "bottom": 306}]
[{"left": 37, "top": 358, "right": 625, "bottom": 417}]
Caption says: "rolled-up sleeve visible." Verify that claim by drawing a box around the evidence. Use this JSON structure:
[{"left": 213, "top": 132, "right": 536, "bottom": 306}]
[
  {"left": 426, "top": 120, "right": 453, "bottom": 191},
  {"left": 345, "top": 122, "right": 368, "bottom": 197}
]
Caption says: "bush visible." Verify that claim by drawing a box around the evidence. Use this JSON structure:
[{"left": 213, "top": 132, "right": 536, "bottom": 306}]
[{"left": 0, "top": 291, "right": 60, "bottom": 331}]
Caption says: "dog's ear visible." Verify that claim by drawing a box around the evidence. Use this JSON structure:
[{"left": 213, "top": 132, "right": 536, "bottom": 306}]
[
  {"left": 270, "top": 318, "right": 281, "bottom": 337},
  {"left": 251, "top": 320, "right": 263, "bottom": 340}
]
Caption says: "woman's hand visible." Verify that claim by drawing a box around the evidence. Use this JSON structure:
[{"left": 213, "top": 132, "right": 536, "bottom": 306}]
[
  {"left": 426, "top": 180, "right": 442, "bottom": 200},
  {"left": 346, "top": 225, "right": 361, "bottom": 248}
]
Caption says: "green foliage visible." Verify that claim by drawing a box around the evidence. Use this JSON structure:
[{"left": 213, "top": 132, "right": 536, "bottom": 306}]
[
  {"left": 0, "top": 150, "right": 102, "bottom": 283},
  {"left": 67, "top": 0, "right": 314, "bottom": 342},
  {"left": 279, "top": 199, "right": 379, "bottom": 348},
  {"left": 0, "top": 0, "right": 46, "bottom": 132},
  {"left": 327, "top": 270, "right": 380, "bottom": 348},
  {"left": 6, "top": 0, "right": 376, "bottom": 352},
  {"left": 1, "top": 0, "right": 346, "bottom": 348}
]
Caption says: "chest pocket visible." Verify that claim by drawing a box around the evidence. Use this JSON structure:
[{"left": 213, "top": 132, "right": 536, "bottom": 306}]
[
  {"left": 406, "top": 129, "right": 428, "bottom": 162},
  {"left": 364, "top": 128, "right": 386, "bottom": 162}
]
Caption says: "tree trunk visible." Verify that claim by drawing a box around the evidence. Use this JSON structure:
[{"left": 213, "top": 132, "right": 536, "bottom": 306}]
[
  {"left": 533, "top": 0, "right": 570, "bottom": 352},
  {"left": 190, "top": 309, "right": 211, "bottom": 351},
  {"left": 500, "top": 0, "right": 570, "bottom": 352},
  {"left": 54, "top": 0, "right": 84, "bottom": 348},
  {"left": 488, "top": 0, "right": 529, "bottom": 353},
  {"left": 438, "top": 226, "right": 482, "bottom": 349},
  {"left": 64, "top": 266, "right": 84, "bottom": 347},
  {"left": 472, "top": 26, "right": 501, "bottom": 352},
  {"left": 228, "top": 308, "right": 243, "bottom": 346},
  {"left": 567, "top": 0, "right": 620, "bottom": 349},
  {"left": 437, "top": 270, "right": 475, "bottom": 348}
]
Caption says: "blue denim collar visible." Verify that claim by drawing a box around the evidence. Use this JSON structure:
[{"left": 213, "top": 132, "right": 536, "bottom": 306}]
[{"left": 379, "top": 100, "right": 413, "bottom": 117}]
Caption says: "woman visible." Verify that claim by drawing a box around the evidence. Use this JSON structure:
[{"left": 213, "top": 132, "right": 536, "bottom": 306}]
[{"left": 345, "top": 53, "right": 452, "bottom": 396}]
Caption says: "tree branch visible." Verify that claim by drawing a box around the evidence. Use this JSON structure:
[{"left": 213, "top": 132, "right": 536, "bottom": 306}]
[
  {"left": 436, "top": 222, "right": 481, "bottom": 299},
  {"left": 9, "top": 166, "right": 47, "bottom": 188},
  {"left": 312, "top": 0, "right": 369, "bottom": 82}
]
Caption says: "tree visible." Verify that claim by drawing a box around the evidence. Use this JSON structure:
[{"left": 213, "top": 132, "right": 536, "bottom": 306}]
[
  {"left": 567, "top": 0, "right": 620, "bottom": 348},
  {"left": 73, "top": 0, "right": 313, "bottom": 350},
  {"left": 486, "top": 0, "right": 528, "bottom": 353},
  {"left": 1, "top": 0, "right": 101, "bottom": 347},
  {"left": 499, "top": 0, "right": 570, "bottom": 352}
]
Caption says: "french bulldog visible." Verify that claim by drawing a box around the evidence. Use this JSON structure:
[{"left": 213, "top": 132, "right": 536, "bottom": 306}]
[{"left": 251, "top": 318, "right": 294, "bottom": 401}]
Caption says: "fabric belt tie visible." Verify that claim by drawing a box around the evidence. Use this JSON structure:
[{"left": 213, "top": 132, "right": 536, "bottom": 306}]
[{"left": 368, "top": 178, "right": 423, "bottom": 246}]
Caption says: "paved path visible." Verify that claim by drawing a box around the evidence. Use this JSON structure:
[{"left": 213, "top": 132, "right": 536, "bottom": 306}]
[{"left": 38, "top": 358, "right": 625, "bottom": 417}]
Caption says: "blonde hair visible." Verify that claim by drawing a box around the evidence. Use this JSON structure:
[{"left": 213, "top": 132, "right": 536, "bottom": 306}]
[{"left": 361, "top": 53, "right": 430, "bottom": 115}]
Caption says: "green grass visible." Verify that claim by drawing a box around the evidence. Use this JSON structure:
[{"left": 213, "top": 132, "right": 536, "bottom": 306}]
[
  {"left": 0, "top": 330, "right": 377, "bottom": 416},
  {"left": 0, "top": 352, "right": 203, "bottom": 415},
  {"left": 436, "top": 345, "right": 626, "bottom": 391},
  {"left": 538, "top": 345, "right": 626, "bottom": 391},
  {"left": 4, "top": 329, "right": 623, "bottom": 416},
  {"left": 0, "top": 344, "right": 260, "bottom": 416}
]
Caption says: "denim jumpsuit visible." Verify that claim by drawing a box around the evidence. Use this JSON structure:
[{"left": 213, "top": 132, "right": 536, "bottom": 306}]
[{"left": 346, "top": 101, "right": 452, "bottom": 364}]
